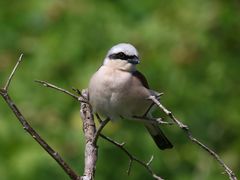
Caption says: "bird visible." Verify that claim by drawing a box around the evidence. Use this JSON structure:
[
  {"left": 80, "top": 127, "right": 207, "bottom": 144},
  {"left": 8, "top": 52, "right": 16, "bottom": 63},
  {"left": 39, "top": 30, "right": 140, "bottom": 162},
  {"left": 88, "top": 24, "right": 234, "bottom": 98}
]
[{"left": 88, "top": 43, "right": 173, "bottom": 150}]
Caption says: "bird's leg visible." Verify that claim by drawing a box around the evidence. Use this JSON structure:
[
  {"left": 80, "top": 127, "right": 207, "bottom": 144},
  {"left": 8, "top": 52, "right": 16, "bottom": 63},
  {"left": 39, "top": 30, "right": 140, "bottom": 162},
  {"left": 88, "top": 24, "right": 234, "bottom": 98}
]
[
  {"left": 93, "top": 117, "right": 110, "bottom": 145},
  {"left": 138, "top": 93, "right": 172, "bottom": 125},
  {"left": 95, "top": 113, "right": 103, "bottom": 123},
  {"left": 143, "top": 92, "right": 164, "bottom": 117},
  {"left": 143, "top": 102, "right": 155, "bottom": 117}
]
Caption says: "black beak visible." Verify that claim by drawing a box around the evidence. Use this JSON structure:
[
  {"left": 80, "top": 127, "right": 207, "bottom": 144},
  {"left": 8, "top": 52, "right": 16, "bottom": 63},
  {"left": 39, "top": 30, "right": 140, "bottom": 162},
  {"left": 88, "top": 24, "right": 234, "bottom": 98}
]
[{"left": 127, "top": 56, "right": 140, "bottom": 64}]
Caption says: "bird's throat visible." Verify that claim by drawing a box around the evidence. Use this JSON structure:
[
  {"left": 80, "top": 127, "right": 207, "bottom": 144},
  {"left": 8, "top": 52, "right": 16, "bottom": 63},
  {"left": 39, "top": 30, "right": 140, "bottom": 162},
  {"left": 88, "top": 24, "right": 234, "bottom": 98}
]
[{"left": 105, "top": 59, "right": 136, "bottom": 72}]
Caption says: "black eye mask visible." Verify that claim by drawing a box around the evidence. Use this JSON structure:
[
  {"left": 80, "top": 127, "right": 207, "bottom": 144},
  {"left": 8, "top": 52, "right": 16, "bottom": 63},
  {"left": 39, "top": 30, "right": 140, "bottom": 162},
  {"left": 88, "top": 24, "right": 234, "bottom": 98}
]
[{"left": 109, "top": 52, "right": 138, "bottom": 61}]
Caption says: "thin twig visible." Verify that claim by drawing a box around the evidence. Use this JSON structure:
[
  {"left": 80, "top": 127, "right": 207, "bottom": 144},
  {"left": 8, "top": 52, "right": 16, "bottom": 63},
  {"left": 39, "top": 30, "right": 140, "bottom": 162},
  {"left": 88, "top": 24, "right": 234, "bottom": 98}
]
[
  {"left": 149, "top": 95, "right": 237, "bottom": 180},
  {"left": 133, "top": 116, "right": 173, "bottom": 125},
  {"left": 35, "top": 80, "right": 81, "bottom": 101},
  {"left": 147, "top": 155, "right": 154, "bottom": 166},
  {"left": 0, "top": 55, "right": 80, "bottom": 180},
  {"left": 72, "top": 87, "right": 83, "bottom": 97},
  {"left": 100, "top": 134, "right": 164, "bottom": 180},
  {"left": 35, "top": 80, "right": 78, "bottom": 99},
  {"left": 3, "top": 54, "right": 23, "bottom": 91},
  {"left": 35, "top": 82, "right": 98, "bottom": 180}
]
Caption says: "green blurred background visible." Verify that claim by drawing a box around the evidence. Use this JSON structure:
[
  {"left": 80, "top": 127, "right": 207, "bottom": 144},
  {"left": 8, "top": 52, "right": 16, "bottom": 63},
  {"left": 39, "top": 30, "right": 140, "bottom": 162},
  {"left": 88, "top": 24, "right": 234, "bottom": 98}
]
[{"left": 0, "top": 0, "right": 239, "bottom": 179}]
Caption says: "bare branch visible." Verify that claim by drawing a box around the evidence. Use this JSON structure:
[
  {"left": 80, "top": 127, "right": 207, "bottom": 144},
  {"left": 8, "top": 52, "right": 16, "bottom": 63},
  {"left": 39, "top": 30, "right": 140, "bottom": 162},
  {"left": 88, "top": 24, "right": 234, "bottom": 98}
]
[
  {"left": 35, "top": 80, "right": 81, "bottom": 101},
  {"left": 3, "top": 54, "right": 23, "bottom": 91},
  {"left": 133, "top": 116, "right": 173, "bottom": 125},
  {"left": 149, "top": 95, "right": 237, "bottom": 180},
  {"left": 34, "top": 82, "right": 99, "bottom": 180},
  {"left": 99, "top": 134, "right": 164, "bottom": 180},
  {"left": 35, "top": 82, "right": 98, "bottom": 179},
  {"left": 0, "top": 54, "right": 166, "bottom": 180},
  {"left": 0, "top": 55, "right": 80, "bottom": 180},
  {"left": 3, "top": 54, "right": 233, "bottom": 180},
  {"left": 72, "top": 87, "right": 84, "bottom": 98},
  {"left": 80, "top": 90, "right": 98, "bottom": 180}
]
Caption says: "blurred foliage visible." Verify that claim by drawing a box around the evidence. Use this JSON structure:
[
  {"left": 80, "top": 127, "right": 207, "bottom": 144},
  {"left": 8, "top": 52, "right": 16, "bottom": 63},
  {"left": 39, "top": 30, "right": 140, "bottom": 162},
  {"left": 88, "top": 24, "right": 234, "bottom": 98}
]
[{"left": 0, "top": 0, "right": 240, "bottom": 179}]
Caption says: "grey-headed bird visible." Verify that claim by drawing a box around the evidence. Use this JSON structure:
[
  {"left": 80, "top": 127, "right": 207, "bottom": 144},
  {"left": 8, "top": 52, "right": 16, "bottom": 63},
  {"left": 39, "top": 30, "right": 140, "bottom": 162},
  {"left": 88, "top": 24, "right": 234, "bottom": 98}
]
[{"left": 88, "top": 43, "right": 173, "bottom": 150}]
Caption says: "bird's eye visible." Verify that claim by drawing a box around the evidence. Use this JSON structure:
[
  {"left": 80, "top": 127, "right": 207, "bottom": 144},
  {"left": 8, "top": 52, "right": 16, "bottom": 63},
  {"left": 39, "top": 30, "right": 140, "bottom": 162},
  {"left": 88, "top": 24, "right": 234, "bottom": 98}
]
[
  {"left": 109, "top": 52, "right": 133, "bottom": 60},
  {"left": 117, "top": 52, "right": 127, "bottom": 59},
  {"left": 109, "top": 52, "right": 128, "bottom": 60}
]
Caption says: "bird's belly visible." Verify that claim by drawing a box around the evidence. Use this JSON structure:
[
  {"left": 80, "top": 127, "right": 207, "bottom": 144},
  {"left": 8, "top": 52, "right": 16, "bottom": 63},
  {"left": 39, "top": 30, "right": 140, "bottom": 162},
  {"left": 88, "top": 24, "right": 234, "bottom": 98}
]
[
  {"left": 89, "top": 84, "right": 113, "bottom": 118},
  {"left": 93, "top": 89, "right": 150, "bottom": 119},
  {"left": 110, "top": 90, "right": 151, "bottom": 119},
  {"left": 89, "top": 67, "right": 151, "bottom": 120}
]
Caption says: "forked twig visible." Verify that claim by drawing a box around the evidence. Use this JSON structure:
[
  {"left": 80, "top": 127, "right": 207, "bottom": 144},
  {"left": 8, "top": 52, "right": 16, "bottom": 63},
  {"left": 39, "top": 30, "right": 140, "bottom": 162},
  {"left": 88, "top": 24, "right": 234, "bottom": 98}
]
[
  {"left": 99, "top": 134, "right": 164, "bottom": 180},
  {"left": 36, "top": 80, "right": 98, "bottom": 179},
  {"left": 94, "top": 115, "right": 164, "bottom": 179},
  {"left": 0, "top": 55, "right": 80, "bottom": 180},
  {"left": 149, "top": 95, "right": 237, "bottom": 180}
]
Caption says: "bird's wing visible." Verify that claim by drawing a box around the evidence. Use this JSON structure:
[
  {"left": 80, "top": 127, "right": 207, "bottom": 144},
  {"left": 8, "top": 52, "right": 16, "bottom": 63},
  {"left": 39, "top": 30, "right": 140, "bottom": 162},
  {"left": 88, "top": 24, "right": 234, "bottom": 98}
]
[
  {"left": 132, "top": 70, "right": 159, "bottom": 97},
  {"left": 132, "top": 71, "right": 173, "bottom": 150},
  {"left": 132, "top": 70, "right": 149, "bottom": 89}
]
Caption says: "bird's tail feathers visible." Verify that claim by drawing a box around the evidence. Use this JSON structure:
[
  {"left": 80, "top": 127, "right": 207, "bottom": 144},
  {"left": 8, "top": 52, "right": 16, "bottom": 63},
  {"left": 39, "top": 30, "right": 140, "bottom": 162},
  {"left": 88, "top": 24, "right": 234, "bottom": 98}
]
[{"left": 145, "top": 124, "right": 173, "bottom": 150}]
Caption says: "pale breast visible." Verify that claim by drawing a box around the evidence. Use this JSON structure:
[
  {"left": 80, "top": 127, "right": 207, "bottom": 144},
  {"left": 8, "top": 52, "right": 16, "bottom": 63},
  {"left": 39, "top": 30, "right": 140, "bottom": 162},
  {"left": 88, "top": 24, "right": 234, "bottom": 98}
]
[{"left": 89, "top": 66, "right": 152, "bottom": 120}]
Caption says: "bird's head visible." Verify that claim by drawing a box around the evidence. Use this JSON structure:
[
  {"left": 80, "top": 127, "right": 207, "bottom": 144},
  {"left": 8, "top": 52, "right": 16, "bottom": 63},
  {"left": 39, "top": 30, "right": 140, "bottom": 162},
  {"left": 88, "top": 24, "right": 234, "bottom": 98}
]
[{"left": 103, "top": 43, "right": 140, "bottom": 72}]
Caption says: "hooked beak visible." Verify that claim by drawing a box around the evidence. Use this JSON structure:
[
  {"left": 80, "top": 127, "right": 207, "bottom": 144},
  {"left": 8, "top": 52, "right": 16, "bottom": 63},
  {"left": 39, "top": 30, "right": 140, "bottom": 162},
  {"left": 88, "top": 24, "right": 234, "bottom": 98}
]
[{"left": 127, "top": 57, "right": 140, "bottom": 64}]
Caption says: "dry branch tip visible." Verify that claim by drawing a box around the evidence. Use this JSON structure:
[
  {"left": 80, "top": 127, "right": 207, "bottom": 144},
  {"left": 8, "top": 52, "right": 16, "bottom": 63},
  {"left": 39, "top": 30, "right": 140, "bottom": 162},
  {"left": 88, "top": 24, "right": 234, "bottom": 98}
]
[
  {"left": 150, "top": 95, "right": 237, "bottom": 180},
  {"left": 3, "top": 53, "right": 23, "bottom": 91},
  {"left": 99, "top": 134, "right": 164, "bottom": 180},
  {"left": 1, "top": 55, "right": 80, "bottom": 180},
  {"left": 147, "top": 155, "right": 154, "bottom": 166}
]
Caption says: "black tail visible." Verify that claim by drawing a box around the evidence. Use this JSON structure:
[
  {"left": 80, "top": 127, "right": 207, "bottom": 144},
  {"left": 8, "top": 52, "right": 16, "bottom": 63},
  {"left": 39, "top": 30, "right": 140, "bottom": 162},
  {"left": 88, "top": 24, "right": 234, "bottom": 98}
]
[{"left": 145, "top": 124, "right": 173, "bottom": 150}]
